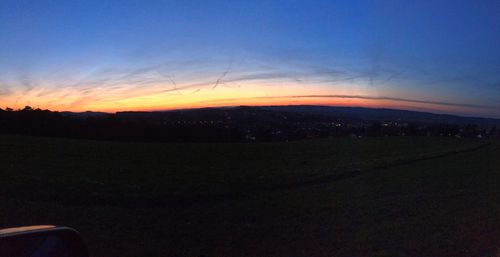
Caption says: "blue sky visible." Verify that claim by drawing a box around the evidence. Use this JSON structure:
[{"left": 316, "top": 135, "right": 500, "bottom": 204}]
[{"left": 0, "top": 0, "right": 499, "bottom": 117}]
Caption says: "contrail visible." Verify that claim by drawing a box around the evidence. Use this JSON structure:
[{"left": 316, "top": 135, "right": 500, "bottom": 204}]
[
  {"left": 194, "top": 94, "right": 500, "bottom": 110},
  {"left": 153, "top": 70, "right": 182, "bottom": 95},
  {"left": 167, "top": 76, "right": 182, "bottom": 95},
  {"left": 212, "top": 61, "right": 232, "bottom": 89}
]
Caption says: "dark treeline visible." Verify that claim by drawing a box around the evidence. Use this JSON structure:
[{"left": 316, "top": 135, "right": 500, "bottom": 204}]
[
  {"left": 0, "top": 106, "right": 498, "bottom": 142},
  {"left": 0, "top": 106, "right": 240, "bottom": 142}
]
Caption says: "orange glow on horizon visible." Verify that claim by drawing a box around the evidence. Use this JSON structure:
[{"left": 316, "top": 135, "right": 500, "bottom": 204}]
[{"left": 0, "top": 82, "right": 495, "bottom": 118}]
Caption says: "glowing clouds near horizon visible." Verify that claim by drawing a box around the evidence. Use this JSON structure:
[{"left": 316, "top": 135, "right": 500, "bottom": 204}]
[
  {"left": 0, "top": 81, "right": 336, "bottom": 111},
  {"left": 0, "top": 56, "right": 498, "bottom": 118},
  {"left": 1, "top": 78, "right": 498, "bottom": 118},
  {"left": 1, "top": 1, "right": 499, "bottom": 118}
]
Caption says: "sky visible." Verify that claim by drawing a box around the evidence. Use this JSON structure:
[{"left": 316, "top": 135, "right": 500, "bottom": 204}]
[{"left": 0, "top": 0, "right": 499, "bottom": 118}]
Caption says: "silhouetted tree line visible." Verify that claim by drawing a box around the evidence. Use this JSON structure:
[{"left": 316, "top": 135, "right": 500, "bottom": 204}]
[
  {"left": 0, "top": 106, "right": 241, "bottom": 142},
  {"left": 0, "top": 106, "right": 498, "bottom": 142}
]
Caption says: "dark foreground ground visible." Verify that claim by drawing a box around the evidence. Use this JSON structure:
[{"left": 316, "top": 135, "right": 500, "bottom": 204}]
[{"left": 0, "top": 135, "right": 498, "bottom": 257}]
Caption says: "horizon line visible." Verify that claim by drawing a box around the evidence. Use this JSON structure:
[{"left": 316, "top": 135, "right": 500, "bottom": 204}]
[
  {"left": 7, "top": 104, "right": 498, "bottom": 121},
  {"left": 3, "top": 94, "right": 500, "bottom": 120}
]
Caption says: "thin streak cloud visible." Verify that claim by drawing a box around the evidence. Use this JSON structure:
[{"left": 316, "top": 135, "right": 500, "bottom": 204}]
[{"left": 196, "top": 94, "right": 500, "bottom": 111}]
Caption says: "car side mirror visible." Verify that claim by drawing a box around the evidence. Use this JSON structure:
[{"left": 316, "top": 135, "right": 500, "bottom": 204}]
[{"left": 0, "top": 225, "right": 88, "bottom": 257}]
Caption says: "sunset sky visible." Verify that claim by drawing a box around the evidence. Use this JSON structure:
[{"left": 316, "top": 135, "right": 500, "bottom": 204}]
[{"left": 1, "top": 0, "right": 499, "bottom": 117}]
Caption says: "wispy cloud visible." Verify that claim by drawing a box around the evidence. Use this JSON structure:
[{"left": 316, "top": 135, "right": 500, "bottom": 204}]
[
  {"left": 2, "top": 51, "right": 499, "bottom": 117},
  {"left": 194, "top": 94, "right": 500, "bottom": 111},
  {"left": 212, "top": 60, "right": 232, "bottom": 89}
]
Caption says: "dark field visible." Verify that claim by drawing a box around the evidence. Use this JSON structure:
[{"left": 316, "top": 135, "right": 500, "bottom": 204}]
[{"left": 0, "top": 135, "right": 499, "bottom": 257}]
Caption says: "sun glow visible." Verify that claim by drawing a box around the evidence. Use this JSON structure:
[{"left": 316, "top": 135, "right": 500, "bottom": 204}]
[{"left": 0, "top": 79, "right": 496, "bottom": 118}]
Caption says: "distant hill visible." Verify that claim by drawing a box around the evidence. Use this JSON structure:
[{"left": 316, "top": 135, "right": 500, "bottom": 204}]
[
  {"left": 2, "top": 105, "right": 498, "bottom": 142},
  {"left": 61, "top": 111, "right": 110, "bottom": 118},
  {"left": 261, "top": 106, "right": 500, "bottom": 126},
  {"left": 115, "top": 105, "right": 500, "bottom": 127}
]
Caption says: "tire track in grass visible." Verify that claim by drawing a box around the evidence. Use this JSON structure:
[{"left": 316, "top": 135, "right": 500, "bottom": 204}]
[
  {"left": 98, "top": 142, "right": 493, "bottom": 207},
  {"left": 261, "top": 142, "right": 491, "bottom": 191},
  {"left": 4, "top": 142, "right": 490, "bottom": 208}
]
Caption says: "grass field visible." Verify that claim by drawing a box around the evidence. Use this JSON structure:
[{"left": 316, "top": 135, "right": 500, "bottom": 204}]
[{"left": 0, "top": 135, "right": 499, "bottom": 257}]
